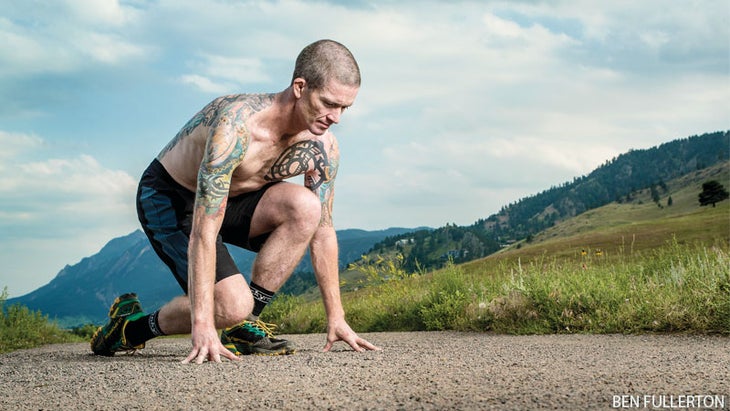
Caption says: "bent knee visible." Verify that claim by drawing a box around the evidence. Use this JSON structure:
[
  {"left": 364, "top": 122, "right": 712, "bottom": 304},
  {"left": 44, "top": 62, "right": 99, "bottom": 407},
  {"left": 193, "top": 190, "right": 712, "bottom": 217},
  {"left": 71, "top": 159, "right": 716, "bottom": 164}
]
[
  {"left": 282, "top": 185, "right": 321, "bottom": 230},
  {"left": 253, "top": 183, "right": 322, "bottom": 239},
  {"left": 215, "top": 304, "right": 249, "bottom": 328},
  {"left": 214, "top": 276, "right": 253, "bottom": 328}
]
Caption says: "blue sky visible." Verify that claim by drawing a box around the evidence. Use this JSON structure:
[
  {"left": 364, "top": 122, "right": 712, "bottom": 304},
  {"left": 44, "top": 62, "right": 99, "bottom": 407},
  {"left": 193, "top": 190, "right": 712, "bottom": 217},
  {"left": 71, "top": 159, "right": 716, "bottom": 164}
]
[{"left": 1, "top": 0, "right": 728, "bottom": 297}]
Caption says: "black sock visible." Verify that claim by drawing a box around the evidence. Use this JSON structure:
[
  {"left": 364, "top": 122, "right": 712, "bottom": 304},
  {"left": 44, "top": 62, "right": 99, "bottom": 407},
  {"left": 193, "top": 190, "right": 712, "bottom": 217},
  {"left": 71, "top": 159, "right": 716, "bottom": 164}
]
[
  {"left": 249, "top": 282, "right": 275, "bottom": 318},
  {"left": 124, "top": 310, "right": 165, "bottom": 346}
]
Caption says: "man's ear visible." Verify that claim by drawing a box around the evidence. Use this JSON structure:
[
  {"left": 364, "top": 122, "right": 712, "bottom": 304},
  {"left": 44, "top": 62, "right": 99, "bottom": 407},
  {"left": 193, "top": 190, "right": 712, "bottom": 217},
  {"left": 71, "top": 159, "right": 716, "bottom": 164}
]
[{"left": 292, "top": 78, "right": 306, "bottom": 98}]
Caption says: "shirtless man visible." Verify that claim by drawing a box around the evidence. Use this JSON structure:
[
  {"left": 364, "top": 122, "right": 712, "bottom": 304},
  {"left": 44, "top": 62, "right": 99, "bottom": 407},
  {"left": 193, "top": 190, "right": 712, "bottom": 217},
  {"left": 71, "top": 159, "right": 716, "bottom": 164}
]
[{"left": 91, "top": 39, "right": 380, "bottom": 364}]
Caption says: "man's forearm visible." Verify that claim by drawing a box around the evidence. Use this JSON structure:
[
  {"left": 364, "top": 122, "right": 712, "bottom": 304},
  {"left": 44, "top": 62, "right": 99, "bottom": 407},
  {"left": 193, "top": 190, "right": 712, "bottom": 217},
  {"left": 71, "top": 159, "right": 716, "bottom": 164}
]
[
  {"left": 309, "top": 226, "right": 345, "bottom": 321},
  {"left": 187, "top": 232, "right": 218, "bottom": 329}
]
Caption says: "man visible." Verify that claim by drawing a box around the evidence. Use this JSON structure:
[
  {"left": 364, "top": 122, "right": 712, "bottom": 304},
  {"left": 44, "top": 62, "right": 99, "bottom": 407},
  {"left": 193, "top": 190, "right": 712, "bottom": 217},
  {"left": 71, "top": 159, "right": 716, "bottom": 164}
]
[{"left": 91, "top": 39, "right": 380, "bottom": 364}]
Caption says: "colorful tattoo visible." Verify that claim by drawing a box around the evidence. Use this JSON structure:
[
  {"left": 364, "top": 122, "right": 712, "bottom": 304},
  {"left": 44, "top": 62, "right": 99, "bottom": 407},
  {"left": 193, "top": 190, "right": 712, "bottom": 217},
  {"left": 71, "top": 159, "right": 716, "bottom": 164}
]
[
  {"left": 196, "top": 119, "right": 247, "bottom": 215},
  {"left": 158, "top": 94, "right": 273, "bottom": 159},
  {"left": 193, "top": 95, "right": 273, "bottom": 215},
  {"left": 317, "top": 155, "right": 338, "bottom": 227}
]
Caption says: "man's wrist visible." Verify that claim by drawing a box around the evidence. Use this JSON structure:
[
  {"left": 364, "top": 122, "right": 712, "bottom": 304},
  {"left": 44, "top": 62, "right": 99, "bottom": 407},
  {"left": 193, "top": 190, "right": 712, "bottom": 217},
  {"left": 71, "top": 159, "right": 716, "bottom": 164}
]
[
  {"left": 191, "top": 313, "right": 215, "bottom": 329},
  {"left": 326, "top": 309, "right": 346, "bottom": 325}
]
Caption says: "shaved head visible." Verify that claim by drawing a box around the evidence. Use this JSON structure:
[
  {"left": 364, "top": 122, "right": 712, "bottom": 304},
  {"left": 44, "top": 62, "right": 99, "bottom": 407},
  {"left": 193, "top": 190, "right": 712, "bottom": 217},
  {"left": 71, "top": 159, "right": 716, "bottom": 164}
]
[{"left": 292, "top": 39, "right": 360, "bottom": 90}]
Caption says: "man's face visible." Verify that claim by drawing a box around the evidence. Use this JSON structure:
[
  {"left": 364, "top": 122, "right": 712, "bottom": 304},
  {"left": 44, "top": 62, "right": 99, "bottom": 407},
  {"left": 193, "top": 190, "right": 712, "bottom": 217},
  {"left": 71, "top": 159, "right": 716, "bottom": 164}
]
[{"left": 296, "top": 79, "right": 359, "bottom": 135}]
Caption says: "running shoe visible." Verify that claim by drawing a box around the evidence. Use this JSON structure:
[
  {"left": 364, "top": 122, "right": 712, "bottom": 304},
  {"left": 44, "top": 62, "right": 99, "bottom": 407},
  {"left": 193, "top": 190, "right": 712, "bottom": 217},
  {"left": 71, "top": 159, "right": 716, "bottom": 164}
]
[
  {"left": 107, "top": 292, "right": 143, "bottom": 318},
  {"left": 221, "top": 320, "right": 296, "bottom": 356},
  {"left": 90, "top": 293, "right": 146, "bottom": 356}
]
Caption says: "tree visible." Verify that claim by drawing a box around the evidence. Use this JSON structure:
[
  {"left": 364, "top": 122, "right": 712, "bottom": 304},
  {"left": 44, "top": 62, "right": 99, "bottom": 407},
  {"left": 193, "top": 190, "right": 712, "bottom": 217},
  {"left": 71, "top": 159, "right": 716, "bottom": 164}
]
[
  {"left": 698, "top": 180, "right": 729, "bottom": 208},
  {"left": 650, "top": 185, "right": 661, "bottom": 204}
]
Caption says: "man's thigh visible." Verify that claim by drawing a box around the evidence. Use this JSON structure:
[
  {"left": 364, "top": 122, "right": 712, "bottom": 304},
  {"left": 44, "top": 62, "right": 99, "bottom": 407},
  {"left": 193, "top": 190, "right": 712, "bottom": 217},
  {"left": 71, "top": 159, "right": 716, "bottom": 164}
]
[{"left": 220, "top": 181, "right": 281, "bottom": 252}]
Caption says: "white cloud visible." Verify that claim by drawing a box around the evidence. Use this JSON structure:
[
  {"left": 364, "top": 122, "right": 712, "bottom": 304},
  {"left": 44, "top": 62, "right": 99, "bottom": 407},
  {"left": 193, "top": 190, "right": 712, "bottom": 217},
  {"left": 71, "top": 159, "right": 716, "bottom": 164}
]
[
  {"left": 503, "top": 0, "right": 729, "bottom": 72},
  {"left": 180, "top": 74, "right": 232, "bottom": 94},
  {"left": 0, "top": 1, "right": 149, "bottom": 77},
  {"left": 203, "top": 55, "right": 270, "bottom": 84},
  {"left": 2, "top": 154, "right": 138, "bottom": 227},
  {"left": 0, "top": 17, "right": 75, "bottom": 76},
  {"left": 80, "top": 32, "right": 148, "bottom": 64},
  {"left": 0, "top": 133, "right": 139, "bottom": 296},
  {"left": 0, "top": 131, "right": 45, "bottom": 162},
  {"left": 62, "top": 0, "right": 139, "bottom": 27},
  {"left": 180, "top": 54, "right": 271, "bottom": 93}
]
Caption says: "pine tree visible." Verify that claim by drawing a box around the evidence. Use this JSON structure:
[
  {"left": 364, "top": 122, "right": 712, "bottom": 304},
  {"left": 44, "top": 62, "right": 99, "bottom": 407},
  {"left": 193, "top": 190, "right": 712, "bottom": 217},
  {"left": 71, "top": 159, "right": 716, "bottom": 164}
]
[{"left": 698, "top": 180, "right": 729, "bottom": 207}]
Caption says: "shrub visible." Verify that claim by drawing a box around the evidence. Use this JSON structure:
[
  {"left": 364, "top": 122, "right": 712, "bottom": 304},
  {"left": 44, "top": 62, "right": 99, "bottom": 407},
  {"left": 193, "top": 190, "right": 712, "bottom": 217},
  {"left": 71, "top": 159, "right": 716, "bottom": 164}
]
[
  {"left": 419, "top": 262, "right": 472, "bottom": 331},
  {"left": 0, "top": 288, "right": 78, "bottom": 353}
]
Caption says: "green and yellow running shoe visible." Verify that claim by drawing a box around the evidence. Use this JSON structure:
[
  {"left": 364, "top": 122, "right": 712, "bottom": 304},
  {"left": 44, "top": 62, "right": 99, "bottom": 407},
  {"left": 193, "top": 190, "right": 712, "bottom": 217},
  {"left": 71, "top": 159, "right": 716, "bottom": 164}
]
[
  {"left": 90, "top": 293, "right": 146, "bottom": 356},
  {"left": 221, "top": 320, "right": 296, "bottom": 356},
  {"left": 107, "top": 292, "right": 143, "bottom": 318}
]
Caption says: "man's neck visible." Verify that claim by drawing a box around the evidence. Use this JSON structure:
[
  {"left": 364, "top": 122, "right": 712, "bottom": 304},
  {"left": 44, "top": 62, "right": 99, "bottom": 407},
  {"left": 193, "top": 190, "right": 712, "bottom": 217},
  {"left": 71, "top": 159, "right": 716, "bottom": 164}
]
[{"left": 258, "top": 87, "right": 304, "bottom": 140}]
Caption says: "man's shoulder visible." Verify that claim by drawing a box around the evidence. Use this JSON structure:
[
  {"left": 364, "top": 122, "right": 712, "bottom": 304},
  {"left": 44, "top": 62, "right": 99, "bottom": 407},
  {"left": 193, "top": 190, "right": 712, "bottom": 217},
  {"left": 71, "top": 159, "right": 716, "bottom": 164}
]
[
  {"left": 321, "top": 130, "right": 339, "bottom": 149},
  {"left": 209, "top": 93, "right": 275, "bottom": 113},
  {"left": 294, "top": 131, "right": 339, "bottom": 156}
]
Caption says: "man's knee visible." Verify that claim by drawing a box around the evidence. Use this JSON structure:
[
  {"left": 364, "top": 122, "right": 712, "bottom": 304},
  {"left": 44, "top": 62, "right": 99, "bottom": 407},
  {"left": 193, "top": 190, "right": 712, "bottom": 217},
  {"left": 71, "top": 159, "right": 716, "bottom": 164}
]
[
  {"left": 250, "top": 183, "right": 321, "bottom": 241},
  {"left": 216, "top": 308, "right": 248, "bottom": 329},
  {"left": 284, "top": 186, "right": 321, "bottom": 232},
  {"left": 214, "top": 275, "right": 253, "bottom": 327}
]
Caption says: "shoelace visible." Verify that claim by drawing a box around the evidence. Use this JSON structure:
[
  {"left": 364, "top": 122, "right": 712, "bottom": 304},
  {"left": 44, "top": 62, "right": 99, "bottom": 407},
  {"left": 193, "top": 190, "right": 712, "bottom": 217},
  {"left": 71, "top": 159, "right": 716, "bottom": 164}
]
[{"left": 252, "top": 320, "right": 279, "bottom": 338}]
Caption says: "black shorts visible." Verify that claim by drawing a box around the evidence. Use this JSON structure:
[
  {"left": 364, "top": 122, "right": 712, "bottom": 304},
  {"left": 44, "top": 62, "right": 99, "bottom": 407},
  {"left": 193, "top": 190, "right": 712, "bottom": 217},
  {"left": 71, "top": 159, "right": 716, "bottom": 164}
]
[{"left": 136, "top": 159, "right": 278, "bottom": 293}]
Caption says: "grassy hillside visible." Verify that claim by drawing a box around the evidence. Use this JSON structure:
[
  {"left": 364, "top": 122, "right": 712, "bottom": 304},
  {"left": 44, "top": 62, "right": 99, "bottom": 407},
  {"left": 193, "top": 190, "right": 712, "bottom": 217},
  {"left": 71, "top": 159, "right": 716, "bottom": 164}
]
[{"left": 492, "top": 160, "right": 729, "bottom": 261}]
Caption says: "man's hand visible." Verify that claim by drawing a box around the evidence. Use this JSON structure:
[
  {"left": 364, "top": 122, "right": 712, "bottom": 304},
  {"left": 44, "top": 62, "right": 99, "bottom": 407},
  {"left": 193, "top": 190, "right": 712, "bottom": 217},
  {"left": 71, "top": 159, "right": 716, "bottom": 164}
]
[
  {"left": 182, "top": 325, "right": 240, "bottom": 364},
  {"left": 322, "top": 318, "right": 381, "bottom": 352}
]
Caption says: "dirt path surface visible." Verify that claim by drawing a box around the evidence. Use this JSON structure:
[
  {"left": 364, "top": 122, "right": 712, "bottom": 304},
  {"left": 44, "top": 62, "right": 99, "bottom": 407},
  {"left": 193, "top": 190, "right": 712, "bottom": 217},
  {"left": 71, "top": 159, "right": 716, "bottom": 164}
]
[{"left": 1, "top": 332, "right": 727, "bottom": 410}]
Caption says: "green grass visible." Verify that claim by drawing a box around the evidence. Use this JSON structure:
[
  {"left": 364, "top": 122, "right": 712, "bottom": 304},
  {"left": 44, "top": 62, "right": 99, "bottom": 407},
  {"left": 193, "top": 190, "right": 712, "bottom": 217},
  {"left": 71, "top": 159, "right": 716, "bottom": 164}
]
[
  {"left": 489, "top": 239, "right": 729, "bottom": 334},
  {"left": 0, "top": 288, "right": 85, "bottom": 353},
  {"left": 270, "top": 237, "right": 729, "bottom": 335}
]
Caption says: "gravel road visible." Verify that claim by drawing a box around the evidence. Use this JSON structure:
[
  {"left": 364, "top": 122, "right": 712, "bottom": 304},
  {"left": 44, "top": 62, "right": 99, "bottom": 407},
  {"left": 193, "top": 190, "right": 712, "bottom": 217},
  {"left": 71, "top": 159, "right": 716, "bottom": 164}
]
[{"left": 1, "top": 332, "right": 727, "bottom": 410}]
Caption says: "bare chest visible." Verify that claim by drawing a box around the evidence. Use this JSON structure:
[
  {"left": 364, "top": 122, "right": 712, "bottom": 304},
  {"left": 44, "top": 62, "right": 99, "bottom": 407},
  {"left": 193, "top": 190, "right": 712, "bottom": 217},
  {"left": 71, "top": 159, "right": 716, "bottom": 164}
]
[{"left": 229, "top": 139, "right": 332, "bottom": 195}]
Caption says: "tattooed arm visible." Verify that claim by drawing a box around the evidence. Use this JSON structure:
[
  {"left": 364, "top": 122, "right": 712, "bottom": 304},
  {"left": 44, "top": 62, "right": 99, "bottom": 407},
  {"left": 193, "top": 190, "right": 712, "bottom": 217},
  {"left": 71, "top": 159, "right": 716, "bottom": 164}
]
[
  {"left": 307, "top": 135, "right": 380, "bottom": 352},
  {"left": 183, "top": 107, "right": 248, "bottom": 364}
]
